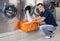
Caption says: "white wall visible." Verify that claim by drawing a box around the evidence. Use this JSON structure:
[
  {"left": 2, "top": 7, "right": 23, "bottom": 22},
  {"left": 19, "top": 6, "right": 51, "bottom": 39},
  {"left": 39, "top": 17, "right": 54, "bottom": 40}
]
[
  {"left": 55, "top": 7, "right": 60, "bottom": 21},
  {"left": 9, "top": 0, "right": 20, "bottom": 7},
  {"left": 25, "top": 0, "right": 44, "bottom": 7}
]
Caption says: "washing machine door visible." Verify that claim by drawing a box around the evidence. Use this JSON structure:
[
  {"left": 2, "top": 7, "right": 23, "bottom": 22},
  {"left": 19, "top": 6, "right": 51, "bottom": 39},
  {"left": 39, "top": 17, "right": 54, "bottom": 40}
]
[
  {"left": 25, "top": 5, "right": 33, "bottom": 15},
  {"left": 32, "top": 5, "right": 41, "bottom": 16}
]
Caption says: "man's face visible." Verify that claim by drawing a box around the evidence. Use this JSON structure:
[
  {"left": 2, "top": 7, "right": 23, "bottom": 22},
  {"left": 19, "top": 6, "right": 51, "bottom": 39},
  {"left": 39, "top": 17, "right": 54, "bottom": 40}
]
[{"left": 37, "top": 5, "right": 44, "bottom": 12}]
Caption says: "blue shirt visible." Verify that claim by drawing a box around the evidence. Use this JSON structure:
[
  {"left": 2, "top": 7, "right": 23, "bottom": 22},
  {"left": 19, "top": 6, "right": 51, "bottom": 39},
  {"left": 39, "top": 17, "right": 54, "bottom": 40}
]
[{"left": 40, "top": 9, "right": 58, "bottom": 27}]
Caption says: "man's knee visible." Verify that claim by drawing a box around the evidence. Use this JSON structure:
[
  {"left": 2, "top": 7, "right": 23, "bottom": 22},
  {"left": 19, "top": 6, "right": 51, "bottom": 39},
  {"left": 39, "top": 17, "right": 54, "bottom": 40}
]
[{"left": 40, "top": 25, "right": 47, "bottom": 31}]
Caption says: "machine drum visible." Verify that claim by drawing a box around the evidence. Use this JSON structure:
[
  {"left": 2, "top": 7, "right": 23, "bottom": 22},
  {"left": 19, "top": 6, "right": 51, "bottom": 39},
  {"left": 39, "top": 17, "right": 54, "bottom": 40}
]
[{"left": 3, "top": 4, "right": 17, "bottom": 19}]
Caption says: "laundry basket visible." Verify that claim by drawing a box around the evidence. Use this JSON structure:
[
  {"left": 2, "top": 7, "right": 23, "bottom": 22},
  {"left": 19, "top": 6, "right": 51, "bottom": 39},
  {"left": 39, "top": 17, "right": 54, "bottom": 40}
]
[{"left": 20, "top": 21, "right": 39, "bottom": 32}]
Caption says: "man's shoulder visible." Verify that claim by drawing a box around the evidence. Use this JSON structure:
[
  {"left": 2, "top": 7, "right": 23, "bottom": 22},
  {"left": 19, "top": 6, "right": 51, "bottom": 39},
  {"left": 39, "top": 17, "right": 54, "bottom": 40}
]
[{"left": 45, "top": 8, "right": 52, "bottom": 14}]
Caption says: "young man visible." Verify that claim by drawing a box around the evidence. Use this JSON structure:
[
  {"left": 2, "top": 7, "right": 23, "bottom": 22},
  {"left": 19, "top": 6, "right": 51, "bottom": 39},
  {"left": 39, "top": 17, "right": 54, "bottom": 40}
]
[{"left": 32, "top": 3, "right": 58, "bottom": 39}]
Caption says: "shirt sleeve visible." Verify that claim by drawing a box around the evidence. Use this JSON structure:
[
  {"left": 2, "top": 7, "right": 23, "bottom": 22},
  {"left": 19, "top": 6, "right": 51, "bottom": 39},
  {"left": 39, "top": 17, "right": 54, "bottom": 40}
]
[
  {"left": 40, "top": 9, "right": 51, "bottom": 18},
  {"left": 40, "top": 13, "right": 49, "bottom": 18}
]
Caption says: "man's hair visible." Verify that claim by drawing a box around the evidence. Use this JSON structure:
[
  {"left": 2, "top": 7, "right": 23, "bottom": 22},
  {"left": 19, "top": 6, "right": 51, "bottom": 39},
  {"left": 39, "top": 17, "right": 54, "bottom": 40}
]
[
  {"left": 37, "top": 3, "right": 44, "bottom": 6},
  {"left": 37, "top": 3, "right": 45, "bottom": 8}
]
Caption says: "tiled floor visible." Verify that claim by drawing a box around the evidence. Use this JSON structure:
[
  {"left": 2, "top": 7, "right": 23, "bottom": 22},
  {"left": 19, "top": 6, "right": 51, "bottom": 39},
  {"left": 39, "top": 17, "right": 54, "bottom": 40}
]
[{"left": 0, "top": 21, "right": 60, "bottom": 41}]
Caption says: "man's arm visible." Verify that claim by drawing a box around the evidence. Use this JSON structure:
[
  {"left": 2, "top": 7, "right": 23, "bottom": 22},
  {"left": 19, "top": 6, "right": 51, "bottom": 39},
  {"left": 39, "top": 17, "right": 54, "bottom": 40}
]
[
  {"left": 27, "top": 13, "right": 46, "bottom": 23},
  {"left": 32, "top": 16, "right": 46, "bottom": 23}
]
